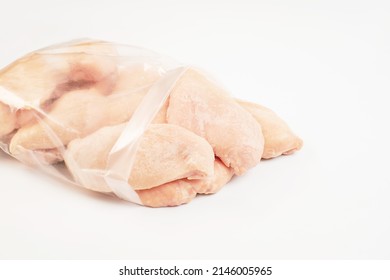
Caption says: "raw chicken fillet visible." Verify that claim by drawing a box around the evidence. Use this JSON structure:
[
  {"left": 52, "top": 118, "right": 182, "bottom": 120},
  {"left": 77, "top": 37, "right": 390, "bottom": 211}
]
[{"left": 0, "top": 40, "right": 303, "bottom": 207}]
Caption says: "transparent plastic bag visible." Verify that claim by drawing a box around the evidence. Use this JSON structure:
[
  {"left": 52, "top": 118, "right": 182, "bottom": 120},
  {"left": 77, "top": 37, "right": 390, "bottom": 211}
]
[{"left": 0, "top": 39, "right": 302, "bottom": 207}]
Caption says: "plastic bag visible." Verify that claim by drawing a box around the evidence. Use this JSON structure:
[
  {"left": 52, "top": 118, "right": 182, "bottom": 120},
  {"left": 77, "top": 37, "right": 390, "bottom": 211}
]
[{"left": 0, "top": 39, "right": 303, "bottom": 207}]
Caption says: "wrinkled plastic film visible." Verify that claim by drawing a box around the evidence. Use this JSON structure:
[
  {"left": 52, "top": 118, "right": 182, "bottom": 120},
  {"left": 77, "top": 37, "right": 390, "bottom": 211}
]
[
  {"left": 104, "top": 67, "right": 188, "bottom": 204},
  {"left": 0, "top": 86, "right": 30, "bottom": 109},
  {"left": 0, "top": 39, "right": 183, "bottom": 204},
  {"left": 0, "top": 77, "right": 70, "bottom": 180}
]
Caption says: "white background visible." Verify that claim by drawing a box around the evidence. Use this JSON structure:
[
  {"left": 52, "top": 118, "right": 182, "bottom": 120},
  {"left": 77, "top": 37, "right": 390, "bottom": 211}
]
[{"left": 0, "top": 0, "right": 389, "bottom": 260}]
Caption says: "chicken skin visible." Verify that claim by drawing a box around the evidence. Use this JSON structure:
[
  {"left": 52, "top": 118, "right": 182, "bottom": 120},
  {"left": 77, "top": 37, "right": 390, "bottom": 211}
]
[
  {"left": 65, "top": 123, "right": 215, "bottom": 192},
  {"left": 167, "top": 68, "right": 264, "bottom": 175},
  {"left": 237, "top": 100, "right": 303, "bottom": 159}
]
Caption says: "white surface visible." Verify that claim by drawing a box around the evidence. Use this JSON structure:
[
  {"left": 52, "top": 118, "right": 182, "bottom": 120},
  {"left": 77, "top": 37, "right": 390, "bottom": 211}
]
[{"left": 0, "top": 0, "right": 389, "bottom": 259}]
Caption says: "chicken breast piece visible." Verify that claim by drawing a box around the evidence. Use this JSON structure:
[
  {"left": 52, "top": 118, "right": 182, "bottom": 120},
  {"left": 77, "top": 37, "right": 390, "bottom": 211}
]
[
  {"left": 237, "top": 100, "right": 303, "bottom": 159},
  {"left": 167, "top": 68, "right": 264, "bottom": 175},
  {"left": 10, "top": 148, "right": 63, "bottom": 167},
  {"left": 192, "top": 158, "right": 234, "bottom": 194},
  {"left": 0, "top": 46, "right": 118, "bottom": 136},
  {"left": 65, "top": 123, "right": 215, "bottom": 192},
  {"left": 0, "top": 102, "right": 16, "bottom": 138},
  {"left": 9, "top": 86, "right": 150, "bottom": 154},
  {"left": 137, "top": 180, "right": 197, "bottom": 207},
  {"left": 137, "top": 158, "right": 234, "bottom": 207},
  {"left": 114, "top": 64, "right": 162, "bottom": 93},
  {"left": 0, "top": 52, "right": 117, "bottom": 105},
  {"left": 8, "top": 61, "right": 168, "bottom": 159}
]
